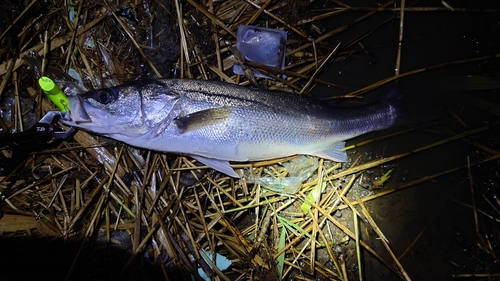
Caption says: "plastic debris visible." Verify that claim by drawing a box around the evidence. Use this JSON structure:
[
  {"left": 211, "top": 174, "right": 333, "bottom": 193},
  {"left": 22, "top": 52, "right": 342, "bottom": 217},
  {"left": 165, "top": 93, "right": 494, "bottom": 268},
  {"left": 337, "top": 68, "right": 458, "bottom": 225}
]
[
  {"left": 233, "top": 25, "right": 287, "bottom": 79},
  {"left": 197, "top": 249, "right": 232, "bottom": 281},
  {"left": 245, "top": 156, "right": 319, "bottom": 194}
]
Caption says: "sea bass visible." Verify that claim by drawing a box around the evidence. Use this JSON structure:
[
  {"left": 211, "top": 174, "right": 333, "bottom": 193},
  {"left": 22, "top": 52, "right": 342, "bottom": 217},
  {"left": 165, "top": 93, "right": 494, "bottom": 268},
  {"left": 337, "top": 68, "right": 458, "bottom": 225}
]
[{"left": 60, "top": 79, "right": 400, "bottom": 177}]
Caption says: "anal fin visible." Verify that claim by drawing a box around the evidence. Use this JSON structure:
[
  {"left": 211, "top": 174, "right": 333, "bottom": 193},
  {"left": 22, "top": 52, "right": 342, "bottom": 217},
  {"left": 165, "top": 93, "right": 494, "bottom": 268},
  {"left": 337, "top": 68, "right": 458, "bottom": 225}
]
[{"left": 313, "top": 142, "right": 348, "bottom": 162}]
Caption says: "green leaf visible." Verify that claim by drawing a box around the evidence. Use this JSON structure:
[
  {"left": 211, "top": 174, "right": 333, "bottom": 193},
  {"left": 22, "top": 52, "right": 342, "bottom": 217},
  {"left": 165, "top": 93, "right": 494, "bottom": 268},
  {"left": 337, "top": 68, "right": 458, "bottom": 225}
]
[
  {"left": 277, "top": 227, "right": 286, "bottom": 280},
  {"left": 373, "top": 168, "right": 393, "bottom": 187},
  {"left": 300, "top": 182, "right": 326, "bottom": 214},
  {"left": 276, "top": 214, "right": 312, "bottom": 240}
]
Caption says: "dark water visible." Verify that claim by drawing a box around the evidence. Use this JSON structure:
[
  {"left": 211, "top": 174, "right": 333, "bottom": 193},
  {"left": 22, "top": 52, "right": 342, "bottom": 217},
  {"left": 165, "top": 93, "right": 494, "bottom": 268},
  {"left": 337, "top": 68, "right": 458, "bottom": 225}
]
[{"left": 310, "top": 1, "right": 500, "bottom": 280}]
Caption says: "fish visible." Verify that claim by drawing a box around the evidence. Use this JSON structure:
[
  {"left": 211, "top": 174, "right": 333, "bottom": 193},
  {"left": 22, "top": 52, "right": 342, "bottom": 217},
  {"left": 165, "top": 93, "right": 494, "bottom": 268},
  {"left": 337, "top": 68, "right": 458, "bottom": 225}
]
[{"left": 60, "top": 79, "right": 403, "bottom": 178}]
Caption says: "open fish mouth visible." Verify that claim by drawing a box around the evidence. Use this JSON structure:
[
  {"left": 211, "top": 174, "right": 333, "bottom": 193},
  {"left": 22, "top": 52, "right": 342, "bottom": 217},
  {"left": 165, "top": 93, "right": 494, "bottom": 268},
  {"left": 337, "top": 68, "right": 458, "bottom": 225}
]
[{"left": 63, "top": 95, "right": 92, "bottom": 124}]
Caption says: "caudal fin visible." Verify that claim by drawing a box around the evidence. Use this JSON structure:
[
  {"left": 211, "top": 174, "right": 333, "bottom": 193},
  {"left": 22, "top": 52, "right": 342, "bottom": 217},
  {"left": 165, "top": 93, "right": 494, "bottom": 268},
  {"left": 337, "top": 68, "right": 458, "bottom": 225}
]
[{"left": 386, "top": 87, "right": 443, "bottom": 127}]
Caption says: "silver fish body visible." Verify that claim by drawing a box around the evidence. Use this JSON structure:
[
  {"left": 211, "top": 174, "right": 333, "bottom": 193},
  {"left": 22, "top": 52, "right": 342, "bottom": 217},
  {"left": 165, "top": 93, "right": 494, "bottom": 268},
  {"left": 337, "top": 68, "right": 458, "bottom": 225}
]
[{"left": 61, "top": 79, "right": 399, "bottom": 177}]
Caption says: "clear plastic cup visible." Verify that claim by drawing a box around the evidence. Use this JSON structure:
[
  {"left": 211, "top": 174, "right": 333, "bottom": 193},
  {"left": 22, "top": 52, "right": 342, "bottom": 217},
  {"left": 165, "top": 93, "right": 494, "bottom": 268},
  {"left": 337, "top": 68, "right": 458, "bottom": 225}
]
[{"left": 233, "top": 25, "right": 287, "bottom": 78}]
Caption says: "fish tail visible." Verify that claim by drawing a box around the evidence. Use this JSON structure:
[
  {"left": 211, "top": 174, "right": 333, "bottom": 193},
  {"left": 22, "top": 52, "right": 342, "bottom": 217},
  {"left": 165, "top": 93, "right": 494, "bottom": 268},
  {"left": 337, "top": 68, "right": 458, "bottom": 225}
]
[{"left": 385, "top": 87, "right": 442, "bottom": 127}]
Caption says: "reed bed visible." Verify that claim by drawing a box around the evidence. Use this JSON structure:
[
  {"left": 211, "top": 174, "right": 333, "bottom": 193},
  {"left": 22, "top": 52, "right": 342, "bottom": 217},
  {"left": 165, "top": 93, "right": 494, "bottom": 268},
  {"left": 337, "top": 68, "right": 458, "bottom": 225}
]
[{"left": 1, "top": 0, "right": 500, "bottom": 280}]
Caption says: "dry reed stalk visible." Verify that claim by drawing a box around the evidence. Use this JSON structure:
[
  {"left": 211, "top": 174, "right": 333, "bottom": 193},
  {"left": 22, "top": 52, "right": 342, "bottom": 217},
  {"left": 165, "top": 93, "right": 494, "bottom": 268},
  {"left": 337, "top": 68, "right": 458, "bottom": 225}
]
[
  {"left": 467, "top": 156, "right": 500, "bottom": 262},
  {"left": 245, "top": 0, "right": 273, "bottom": 25},
  {"left": 63, "top": 0, "right": 84, "bottom": 72},
  {"left": 199, "top": 249, "right": 232, "bottom": 281},
  {"left": 121, "top": 207, "right": 171, "bottom": 273},
  {"left": 298, "top": 191, "right": 405, "bottom": 279},
  {"left": 302, "top": 121, "right": 498, "bottom": 190},
  {"left": 397, "top": 187, "right": 454, "bottom": 261},
  {"left": 395, "top": 0, "right": 405, "bottom": 76},
  {"left": 0, "top": 51, "right": 16, "bottom": 98},
  {"left": 243, "top": 0, "right": 308, "bottom": 40},
  {"left": 1, "top": 1, "right": 500, "bottom": 280},
  {"left": 358, "top": 199, "right": 412, "bottom": 281},
  {"left": 187, "top": 0, "right": 236, "bottom": 38},
  {"left": 340, "top": 255, "right": 348, "bottom": 281},
  {"left": 354, "top": 208, "right": 362, "bottom": 281},
  {"left": 0, "top": 13, "right": 107, "bottom": 76},
  {"left": 103, "top": 0, "right": 162, "bottom": 77},
  {"left": 300, "top": 43, "right": 341, "bottom": 94},
  {"left": 451, "top": 273, "right": 500, "bottom": 278},
  {"left": 318, "top": 6, "right": 500, "bottom": 12},
  {"left": 346, "top": 53, "right": 500, "bottom": 97},
  {"left": 335, "top": 150, "right": 500, "bottom": 212}
]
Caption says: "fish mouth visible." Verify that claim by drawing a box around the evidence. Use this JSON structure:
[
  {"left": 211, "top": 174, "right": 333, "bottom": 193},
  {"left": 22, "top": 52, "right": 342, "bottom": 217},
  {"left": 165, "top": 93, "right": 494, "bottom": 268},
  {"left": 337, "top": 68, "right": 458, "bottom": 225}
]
[{"left": 62, "top": 95, "right": 92, "bottom": 124}]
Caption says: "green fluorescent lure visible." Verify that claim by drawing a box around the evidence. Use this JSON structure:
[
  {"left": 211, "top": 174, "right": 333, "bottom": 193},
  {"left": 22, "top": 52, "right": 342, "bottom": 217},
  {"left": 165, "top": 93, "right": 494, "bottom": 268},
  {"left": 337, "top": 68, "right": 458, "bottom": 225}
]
[{"left": 38, "top": 76, "right": 70, "bottom": 112}]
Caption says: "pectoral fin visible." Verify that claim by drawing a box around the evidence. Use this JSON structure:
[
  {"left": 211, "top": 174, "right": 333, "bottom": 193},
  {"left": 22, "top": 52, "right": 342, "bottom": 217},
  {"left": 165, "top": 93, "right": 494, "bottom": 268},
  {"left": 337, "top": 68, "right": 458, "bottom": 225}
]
[
  {"left": 313, "top": 142, "right": 348, "bottom": 162},
  {"left": 191, "top": 155, "right": 240, "bottom": 178},
  {"left": 174, "top": 107, "right": 233, "bottom": 133}
]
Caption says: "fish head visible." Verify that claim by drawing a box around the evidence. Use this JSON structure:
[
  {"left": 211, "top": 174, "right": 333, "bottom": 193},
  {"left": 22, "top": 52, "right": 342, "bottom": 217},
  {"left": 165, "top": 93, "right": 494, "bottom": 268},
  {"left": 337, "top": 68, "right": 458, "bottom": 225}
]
[{"left": 61, "top": 80, "right": 179, "bottom": 137}]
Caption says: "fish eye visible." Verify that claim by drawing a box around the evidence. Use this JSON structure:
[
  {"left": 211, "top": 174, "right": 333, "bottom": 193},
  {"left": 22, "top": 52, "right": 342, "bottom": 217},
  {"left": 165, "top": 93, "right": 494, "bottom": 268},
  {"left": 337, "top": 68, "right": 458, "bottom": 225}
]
[{"left": 94, "top": 89, "right": 115, "bottom": 104}]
